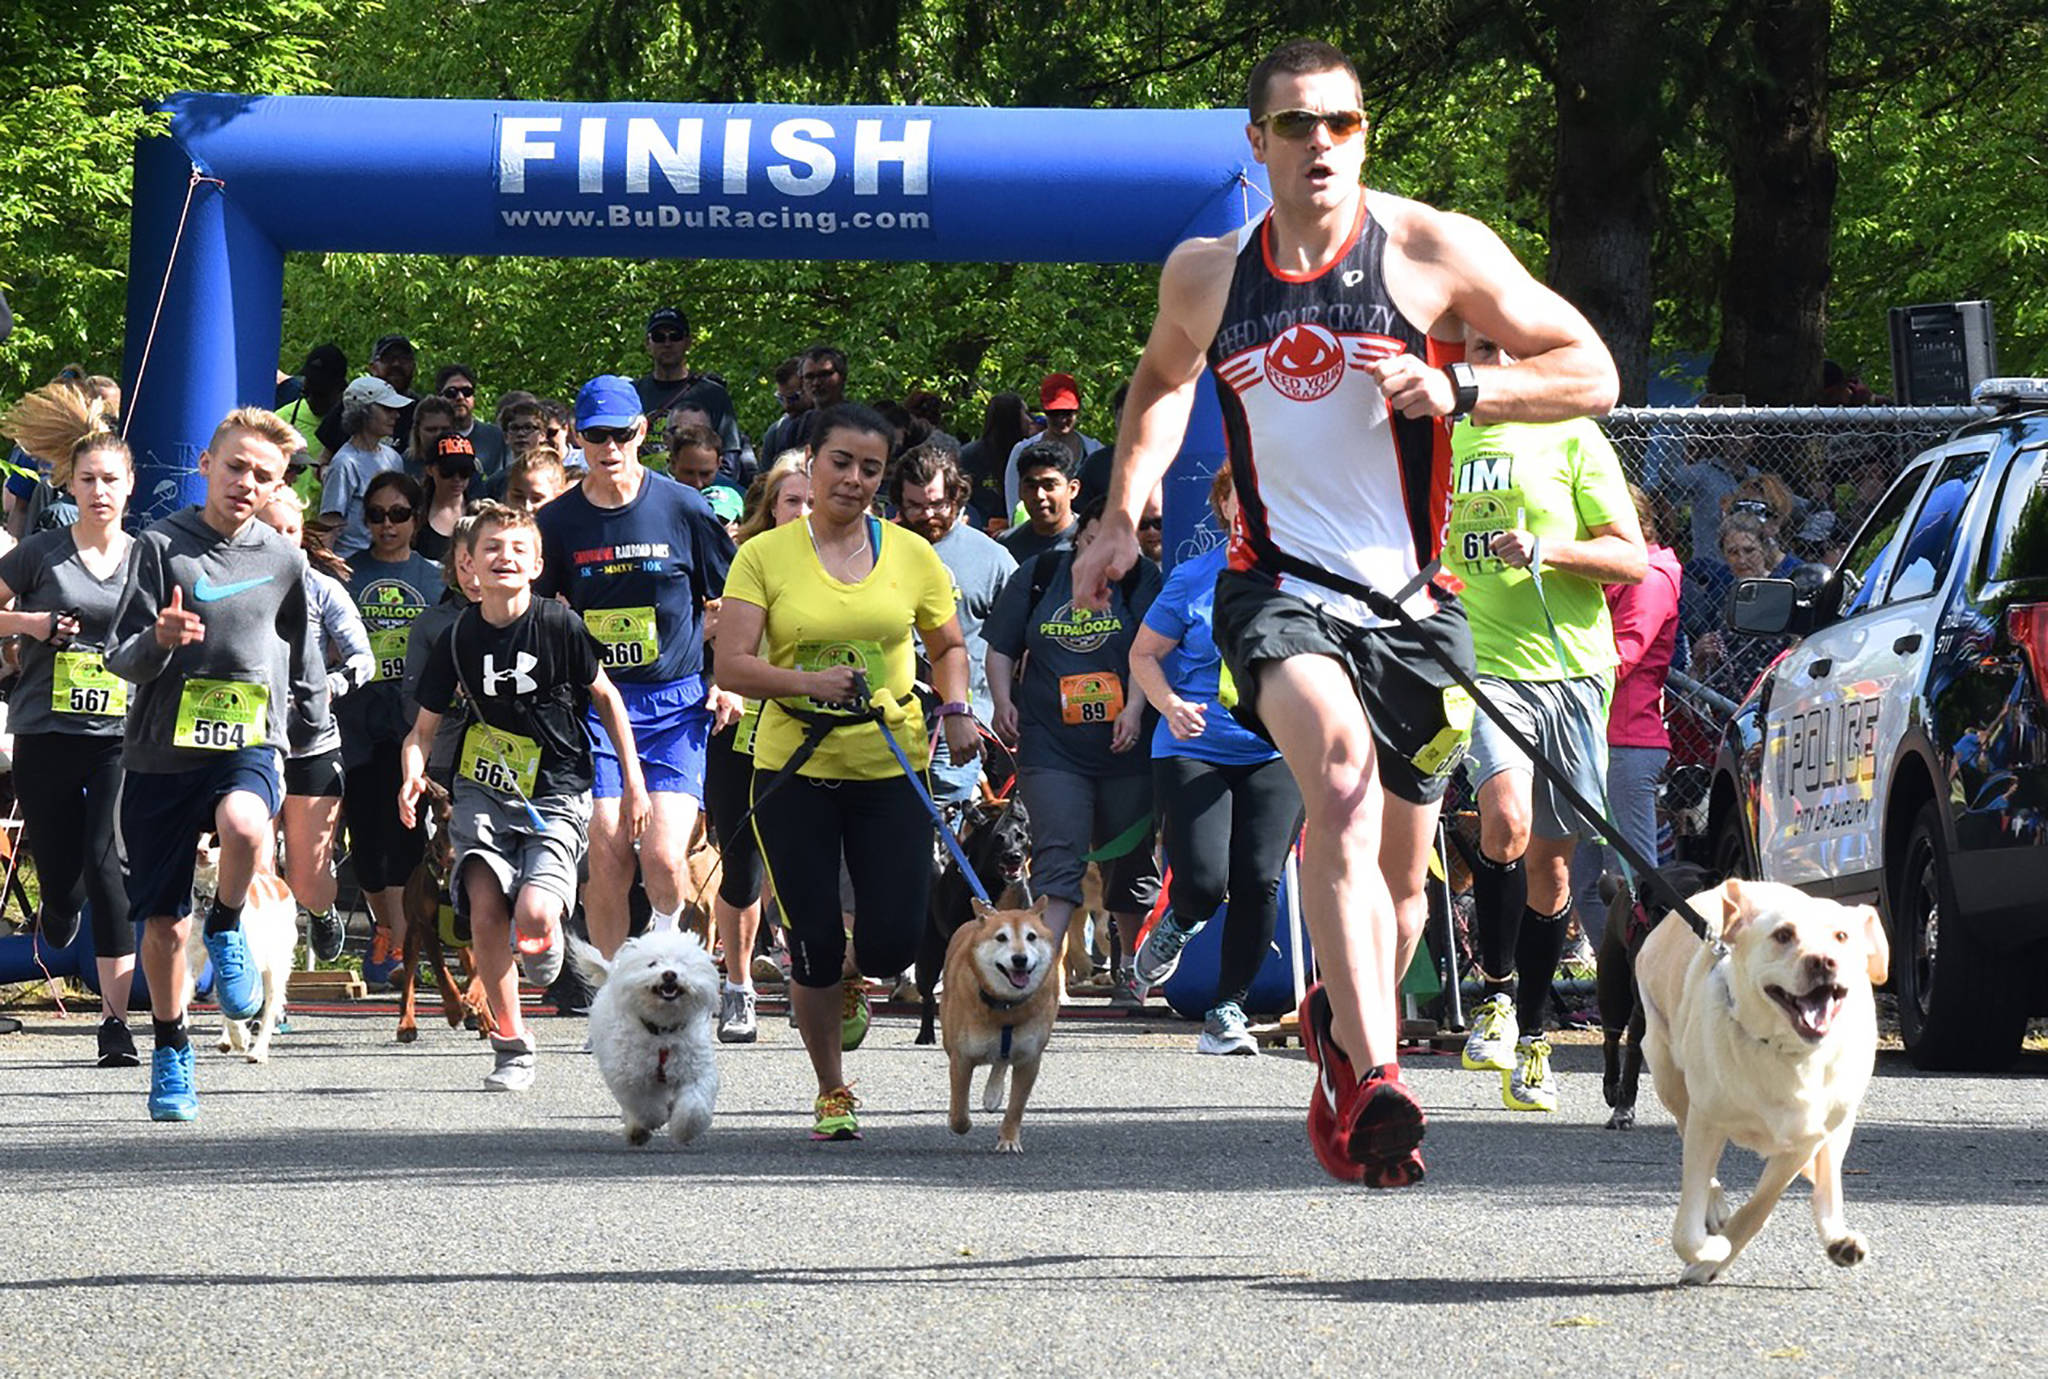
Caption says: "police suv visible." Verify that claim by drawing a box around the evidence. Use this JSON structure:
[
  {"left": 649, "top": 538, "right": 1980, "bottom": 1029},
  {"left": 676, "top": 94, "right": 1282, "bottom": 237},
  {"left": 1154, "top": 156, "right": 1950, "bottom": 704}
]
[{"left": 1709, "top": 379, "right": 2048, "bottom": 1070}]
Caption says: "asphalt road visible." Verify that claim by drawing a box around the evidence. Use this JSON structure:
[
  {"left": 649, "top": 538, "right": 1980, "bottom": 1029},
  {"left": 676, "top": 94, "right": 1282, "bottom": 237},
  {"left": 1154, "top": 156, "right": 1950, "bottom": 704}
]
[{"left": 1, "top": 1000, "right": 2043, "bottom": 1377}]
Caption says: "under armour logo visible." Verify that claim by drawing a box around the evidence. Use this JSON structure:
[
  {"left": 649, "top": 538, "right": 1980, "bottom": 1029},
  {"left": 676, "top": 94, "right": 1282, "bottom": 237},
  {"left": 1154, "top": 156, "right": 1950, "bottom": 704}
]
[
  {"left": 1341, "top": 269, "right": 1365, "bottom": 287},
  {"left": 482, "top": 651, "right": 538, "bottom": 697}
]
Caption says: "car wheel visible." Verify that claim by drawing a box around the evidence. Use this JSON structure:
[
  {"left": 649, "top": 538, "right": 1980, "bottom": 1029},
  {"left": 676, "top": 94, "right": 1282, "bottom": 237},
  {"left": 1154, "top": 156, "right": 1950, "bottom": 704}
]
[
  {"left": 1710, "top": 799, "right": 1752, "bottom": 881},
  {"left": 1891, "top": 800, "right": 2026, "bottom": 1072}
]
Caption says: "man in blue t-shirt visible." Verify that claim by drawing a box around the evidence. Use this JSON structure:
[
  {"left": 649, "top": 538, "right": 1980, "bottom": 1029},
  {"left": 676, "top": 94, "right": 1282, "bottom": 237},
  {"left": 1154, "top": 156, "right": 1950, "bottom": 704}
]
[{"left": 535, "top": 375, "right": 738, "bottom": 957}]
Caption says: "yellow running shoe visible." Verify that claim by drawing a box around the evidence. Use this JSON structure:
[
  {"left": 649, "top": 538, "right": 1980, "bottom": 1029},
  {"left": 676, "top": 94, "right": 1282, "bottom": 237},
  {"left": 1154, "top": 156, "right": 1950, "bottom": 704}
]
[
  {"left": 1460, "top": 992, "right": 1518, "bottom": 1072},
  {"left": 812, "top": 1084, "right": 862, "bottom": 1140},
  {"left": 840, "top": 976, "right": 871, "bottom": 1051},
  {"left": 1503, "top": 1035, "right": 1559, "bottom": 1113}
]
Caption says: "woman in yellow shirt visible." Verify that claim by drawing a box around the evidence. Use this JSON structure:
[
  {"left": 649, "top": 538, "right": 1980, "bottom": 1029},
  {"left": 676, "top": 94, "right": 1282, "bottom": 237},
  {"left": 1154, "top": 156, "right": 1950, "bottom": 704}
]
[{"left": 717, "top": 404, "right": 979, "bottom": 1141}]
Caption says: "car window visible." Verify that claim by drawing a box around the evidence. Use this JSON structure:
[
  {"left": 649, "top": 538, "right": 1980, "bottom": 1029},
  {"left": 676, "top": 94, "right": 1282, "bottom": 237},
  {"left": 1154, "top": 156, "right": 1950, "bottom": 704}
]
[
  {"left": 1980, "top": 444, "right": 2048, "bottom": 587},
  {"left": 1838, "top": 460, "right": 1932, "bottom": 617},
  {"left": 1883, "top": 450, "right": 1991, "bottom": 605}
]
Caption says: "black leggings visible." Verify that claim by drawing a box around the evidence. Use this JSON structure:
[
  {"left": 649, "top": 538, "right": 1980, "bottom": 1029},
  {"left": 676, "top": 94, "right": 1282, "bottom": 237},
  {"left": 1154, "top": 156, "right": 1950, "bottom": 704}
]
[
  {"left": 14, "top": 733, "right": 131, "bottom": 955},
  {"left": 343, "top": 740, "right": 424, "bottom": 891},
  {"left": 751, "top": 771, "right": 932, "bottom": 988},
  {"left": 702, "top": 722, "right": 765, "bottom": 909},
  {"left": 1153, "top": 753, "right": 1303, "bottom": 1008}
]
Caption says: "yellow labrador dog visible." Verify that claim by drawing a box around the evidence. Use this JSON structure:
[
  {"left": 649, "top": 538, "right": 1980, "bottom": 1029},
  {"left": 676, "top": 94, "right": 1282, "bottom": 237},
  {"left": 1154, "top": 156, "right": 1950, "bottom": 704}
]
[{"left": 1637, "top": 878, "right": 1889, "bottom": 1285}]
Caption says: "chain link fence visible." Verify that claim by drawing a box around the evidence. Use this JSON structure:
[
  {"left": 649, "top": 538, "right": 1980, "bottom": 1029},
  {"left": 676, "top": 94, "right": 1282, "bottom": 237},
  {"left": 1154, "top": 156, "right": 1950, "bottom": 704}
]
[{"left": 1588, "top": 404, "right": 1992, "bottom": 843}]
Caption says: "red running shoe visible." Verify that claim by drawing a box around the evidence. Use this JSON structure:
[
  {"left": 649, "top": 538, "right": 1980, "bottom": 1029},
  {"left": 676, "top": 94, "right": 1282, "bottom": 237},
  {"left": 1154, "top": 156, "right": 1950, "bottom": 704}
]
[{"left": 1298, "top": 983, "right": 1428, "bottom": 1188}]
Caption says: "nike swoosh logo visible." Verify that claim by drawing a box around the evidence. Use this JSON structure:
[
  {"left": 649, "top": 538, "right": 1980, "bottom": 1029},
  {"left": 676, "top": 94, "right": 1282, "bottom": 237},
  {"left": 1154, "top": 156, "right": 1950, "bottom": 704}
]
[{"left": 192, "top": 574, "right": 274, "bottom": 602}]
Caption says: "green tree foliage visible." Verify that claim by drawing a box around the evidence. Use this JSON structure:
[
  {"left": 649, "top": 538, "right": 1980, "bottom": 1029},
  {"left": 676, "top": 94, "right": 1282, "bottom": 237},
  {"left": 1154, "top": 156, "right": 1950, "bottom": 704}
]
[
  {"left": 0, "top": 0, "right": 329, "bottom": 394},
  {"left": 5, "top": 0, "right": 2046, "bottom": 424}
]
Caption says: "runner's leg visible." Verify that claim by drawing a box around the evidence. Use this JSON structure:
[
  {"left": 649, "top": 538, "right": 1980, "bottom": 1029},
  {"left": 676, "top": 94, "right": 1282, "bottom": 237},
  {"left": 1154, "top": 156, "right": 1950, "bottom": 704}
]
[{"left": 1255, "top": 652, "right": 1399, "bottom": 1071}]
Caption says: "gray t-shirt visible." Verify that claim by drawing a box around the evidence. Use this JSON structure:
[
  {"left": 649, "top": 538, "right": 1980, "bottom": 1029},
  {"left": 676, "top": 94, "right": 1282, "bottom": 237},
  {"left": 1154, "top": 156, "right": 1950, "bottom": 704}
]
[
  {"left": 0, "top": 528, "right": 133, "bottom": 737},
  {"left": 320, "top": 440, "right": 404, "bottom": 559},
  {"left": 983, "top": 547, "right": 1160, "bottom": 777},
  {"left": 929, "top": 518, "right": 1018, "bottom": 724},
  {"left": 105, "top": 507, "right": 327, "bottom": 773}
]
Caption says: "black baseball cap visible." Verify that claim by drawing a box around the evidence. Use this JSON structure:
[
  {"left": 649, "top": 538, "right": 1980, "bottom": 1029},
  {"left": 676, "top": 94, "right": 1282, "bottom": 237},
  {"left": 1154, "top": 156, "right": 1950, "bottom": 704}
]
[
  {"left": 646, "top": 307, "right": 688, "bottom": 336},
  {"left": 372, "top": 333, "right": 415, "bottom": 360}
]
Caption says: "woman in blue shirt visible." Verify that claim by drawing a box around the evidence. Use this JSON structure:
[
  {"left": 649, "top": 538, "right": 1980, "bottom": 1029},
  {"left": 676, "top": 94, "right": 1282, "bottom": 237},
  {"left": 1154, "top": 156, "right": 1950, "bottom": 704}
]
[{"left": 1126, "top": 471, "right": 1304, "bottom": 1055}]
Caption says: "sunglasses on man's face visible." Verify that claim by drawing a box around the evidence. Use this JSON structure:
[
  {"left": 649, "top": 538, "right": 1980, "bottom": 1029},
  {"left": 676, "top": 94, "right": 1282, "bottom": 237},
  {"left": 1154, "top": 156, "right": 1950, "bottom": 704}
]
[
  {"left": 366, "top": 505, "right": 414, "bottom": 525},
  {"left": 1138, "top": 517, "right": 1163, "bottom": 532},
  {"left": 648, "top": 331, "right": 685, "bottom": 344},
  {"left": 441, "top": 385, "right": 475, "bottom": 399},
  {"left": 581, "top": 425, "right": 637, "bottom": 447},
  {"left": 1260, "top": 108, "right": 1367, "bottom": 140}
]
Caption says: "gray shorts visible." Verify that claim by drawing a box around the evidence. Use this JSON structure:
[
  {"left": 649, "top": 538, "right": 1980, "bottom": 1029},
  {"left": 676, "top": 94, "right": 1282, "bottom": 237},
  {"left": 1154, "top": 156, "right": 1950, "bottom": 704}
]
[
  {"left": 449, "top": 785, "right": 592, "bottom": 920},
  {"left": 1463, "top": 674, "right": 1611, "bottom": 842},
  {"left": 1015, "top": 766, "right": 1160, "bottom": 910}
]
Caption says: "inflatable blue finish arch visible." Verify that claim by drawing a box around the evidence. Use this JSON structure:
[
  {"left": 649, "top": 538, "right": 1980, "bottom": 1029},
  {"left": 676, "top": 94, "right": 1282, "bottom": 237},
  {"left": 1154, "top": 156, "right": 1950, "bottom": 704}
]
[
  {"left": 120, "top": 93, "right": 1269, "bottom": 522},
  {"left": 2, "top": 95, "right": 1282, "bottom": 991}
]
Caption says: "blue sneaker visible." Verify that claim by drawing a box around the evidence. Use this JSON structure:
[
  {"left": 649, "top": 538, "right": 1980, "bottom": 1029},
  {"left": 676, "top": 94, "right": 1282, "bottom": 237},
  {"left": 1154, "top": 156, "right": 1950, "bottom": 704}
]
[
  {"left": 203, "top": 927, "right": 264, "bottom": 1021},
  {"left": 1132, "top": 916, "right": 1202, "bottom": 990},
  {"left": 148, "top": 1044, "right": 197, "bottom": 1122}
]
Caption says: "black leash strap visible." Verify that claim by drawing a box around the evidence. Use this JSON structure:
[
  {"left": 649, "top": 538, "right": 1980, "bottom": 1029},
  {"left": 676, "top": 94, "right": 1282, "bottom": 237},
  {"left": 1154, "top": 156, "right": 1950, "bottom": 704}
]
[{"left": 1267, "top": 552, "right": 1718, "bottom": 942}]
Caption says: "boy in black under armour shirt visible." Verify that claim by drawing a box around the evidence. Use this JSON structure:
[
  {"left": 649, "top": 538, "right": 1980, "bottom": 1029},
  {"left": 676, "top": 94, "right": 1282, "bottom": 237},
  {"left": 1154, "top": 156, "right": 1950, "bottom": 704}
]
[{"left": 399, "top": 500, "right": 646, "bottom": 1092}]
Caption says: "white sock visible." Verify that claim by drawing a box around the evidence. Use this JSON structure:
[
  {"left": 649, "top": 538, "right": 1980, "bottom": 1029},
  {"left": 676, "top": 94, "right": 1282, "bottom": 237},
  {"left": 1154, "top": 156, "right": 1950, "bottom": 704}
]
[
  {"left": 724, "top": 977, "right": 751, "bottom": 995},
  {"left": 650, "top": 908, "right": 680, "bottom": 933}
]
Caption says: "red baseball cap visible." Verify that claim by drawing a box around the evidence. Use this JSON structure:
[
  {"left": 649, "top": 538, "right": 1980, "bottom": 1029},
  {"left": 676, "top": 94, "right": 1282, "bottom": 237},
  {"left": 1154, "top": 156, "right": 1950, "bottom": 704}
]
[{"left": 1039, "top": 373, "right": 1080, "bottom": 411}]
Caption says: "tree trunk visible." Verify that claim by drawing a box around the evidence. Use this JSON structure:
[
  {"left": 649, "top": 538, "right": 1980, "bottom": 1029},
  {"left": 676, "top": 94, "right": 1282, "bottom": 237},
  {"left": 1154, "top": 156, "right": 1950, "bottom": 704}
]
[
  {"left": 1545, "top": 5, "right": 1665, "bottom": 405},
  {"left": 1709, "top": 0, "right": 1836, "bottom": 404}
]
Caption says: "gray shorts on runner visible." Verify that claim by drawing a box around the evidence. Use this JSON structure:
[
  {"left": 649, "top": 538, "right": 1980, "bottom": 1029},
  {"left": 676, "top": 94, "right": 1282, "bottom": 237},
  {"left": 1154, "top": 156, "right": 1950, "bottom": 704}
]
[
  {"left": 449, "top": 786, "right": 593, "bottom": 920},
  {"left": 1463, "top": 674, "right": 1611, "bottom": 842}
]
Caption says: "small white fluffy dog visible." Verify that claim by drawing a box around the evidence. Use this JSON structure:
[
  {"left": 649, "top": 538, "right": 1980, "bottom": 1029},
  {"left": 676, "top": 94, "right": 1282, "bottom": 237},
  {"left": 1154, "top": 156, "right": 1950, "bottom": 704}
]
[
  {"left": 184, "top": 842, "right": 299, "bottom": 1063},
  {"left": 1637, "top": 878, "right": 1889, "bottom": 1285},
  {"left": 571, "top": 929, "right": 721, "bottom": 1146}
]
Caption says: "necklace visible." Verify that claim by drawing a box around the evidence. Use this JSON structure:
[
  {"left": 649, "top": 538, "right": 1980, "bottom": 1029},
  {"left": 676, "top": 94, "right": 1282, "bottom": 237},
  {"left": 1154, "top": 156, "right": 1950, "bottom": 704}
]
[{"left": 805, "top": 517, "right": 871, "bottom": 582}]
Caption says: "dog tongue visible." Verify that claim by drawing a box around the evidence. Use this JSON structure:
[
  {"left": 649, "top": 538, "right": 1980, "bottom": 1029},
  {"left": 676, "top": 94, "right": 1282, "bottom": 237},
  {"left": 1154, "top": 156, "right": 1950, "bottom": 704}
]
[
  {"left": 1006, "top": 968, "right": 1030, "bottom": 989},
  {"left": 1795, "top": 987, "right": 1843, "bottom": 1038}
]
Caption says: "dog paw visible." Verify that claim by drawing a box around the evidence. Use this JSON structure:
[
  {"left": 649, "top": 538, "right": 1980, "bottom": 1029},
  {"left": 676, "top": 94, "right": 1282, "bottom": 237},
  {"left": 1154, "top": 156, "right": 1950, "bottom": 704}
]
[
  {"left": 1705, "top": 1183, "right": 1731, "bottom": 1235},
  {"left": 1826, "top": 1233, "right": 1869, "bottom": 1268},
  {"left": 948, "top": 1113, "right": 971, "bottom": 1136},
  {"left": 396, "top": 1025, "right": 419, "bottom": 1044},
  {"left": 1679, "top": 1259, "right": 1724, "bottom": 1286},
  {"left": 625, "top": 1124, "right": 652, "bottom": 1147},
  {"left": 994, "top": 1135, "right": 1023, "bottom": 1154},
  {"left": 245, "top": 1048, "right": 268, "bottom": 1064},
  {"left": 1604, "top": 1106, "right": 1635, "bottom": 1131},
  {"left": 914, "top": 1029, "right": 936, "bottom": 1047}
]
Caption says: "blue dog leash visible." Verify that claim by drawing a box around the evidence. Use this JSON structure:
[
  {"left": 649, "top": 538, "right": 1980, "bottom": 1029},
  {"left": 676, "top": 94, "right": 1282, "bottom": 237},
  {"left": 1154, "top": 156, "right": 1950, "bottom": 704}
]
[{"left": 854, "top": 675, "right": 993, "bottom": 907}]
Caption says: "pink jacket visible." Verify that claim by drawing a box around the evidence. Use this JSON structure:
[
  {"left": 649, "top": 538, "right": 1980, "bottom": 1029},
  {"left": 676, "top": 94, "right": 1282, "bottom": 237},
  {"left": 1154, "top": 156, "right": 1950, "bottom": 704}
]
[{"left": 1606, "top": 544, "right": 1683, "bottom": 748}]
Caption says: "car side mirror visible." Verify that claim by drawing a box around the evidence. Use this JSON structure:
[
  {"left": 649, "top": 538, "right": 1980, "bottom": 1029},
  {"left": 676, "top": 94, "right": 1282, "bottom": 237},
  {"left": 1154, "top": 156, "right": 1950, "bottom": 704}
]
[{"left": 1728, "top": 578, "right": 1795, "bottom": 634}]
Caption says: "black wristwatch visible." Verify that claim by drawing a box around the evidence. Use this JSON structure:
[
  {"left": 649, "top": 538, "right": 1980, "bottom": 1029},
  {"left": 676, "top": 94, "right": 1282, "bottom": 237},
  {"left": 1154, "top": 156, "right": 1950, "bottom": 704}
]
[{"left": 1444, "top": 361, "right": 1479, "bottom": 420}]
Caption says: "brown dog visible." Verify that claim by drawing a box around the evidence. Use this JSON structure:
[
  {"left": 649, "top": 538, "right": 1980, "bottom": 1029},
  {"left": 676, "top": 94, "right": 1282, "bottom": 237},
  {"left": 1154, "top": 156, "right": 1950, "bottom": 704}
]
[
  {"left": 396, "top": 778, "right": 496, "bottom": 1043},
  {"left": 943, "top": 898, "right": 1060, "bottom": 1153}
]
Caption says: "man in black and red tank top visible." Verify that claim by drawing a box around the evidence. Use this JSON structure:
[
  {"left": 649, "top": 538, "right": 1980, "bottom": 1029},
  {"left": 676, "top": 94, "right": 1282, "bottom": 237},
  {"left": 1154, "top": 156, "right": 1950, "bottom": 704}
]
[{"left": 1075, "top": 38, "right": 1617, "bottom": 1189}]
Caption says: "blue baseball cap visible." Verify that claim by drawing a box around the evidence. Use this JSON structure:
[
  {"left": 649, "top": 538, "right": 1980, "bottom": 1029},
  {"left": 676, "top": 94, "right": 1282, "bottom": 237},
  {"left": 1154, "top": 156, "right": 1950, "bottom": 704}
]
[{"left": 575, "top": 375, "right": 643, "bottom": 431}]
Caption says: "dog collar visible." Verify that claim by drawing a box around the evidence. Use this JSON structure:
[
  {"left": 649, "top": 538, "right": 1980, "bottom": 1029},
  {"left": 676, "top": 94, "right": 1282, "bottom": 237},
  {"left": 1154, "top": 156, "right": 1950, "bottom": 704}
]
[
  {"left": 641, "top": 1017, "right": 687, "bottom": 1036},
  {"left": 979, "top": 989, "right": 1028, "bottom": 1014}
]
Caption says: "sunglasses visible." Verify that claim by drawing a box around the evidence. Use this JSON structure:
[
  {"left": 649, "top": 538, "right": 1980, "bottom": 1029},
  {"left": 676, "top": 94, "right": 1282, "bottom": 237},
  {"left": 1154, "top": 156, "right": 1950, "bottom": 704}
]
[
  {"left": 365, "top": 505, "right": 414, "bottom": 525},
  {"left": 1138, "top": 517, "right": 1163, "bottom": 531},
  {"left": 1730, "top": 499, "right": 1774, "bottom": 519},
  {"left": 802, "top": 369, "right": 839, "bottom": 382},
  {"left": 648, "top": 330, "right": 685, "bottom": 344},
  {"left": 440, "top": 385, "right": 475, "bottom": 399},
  {"left": 581, "top": 425, "right": 637, "bottom": 447},
  {"left": 1261, "top": 108, "right": 1367, "bottom": 140}
]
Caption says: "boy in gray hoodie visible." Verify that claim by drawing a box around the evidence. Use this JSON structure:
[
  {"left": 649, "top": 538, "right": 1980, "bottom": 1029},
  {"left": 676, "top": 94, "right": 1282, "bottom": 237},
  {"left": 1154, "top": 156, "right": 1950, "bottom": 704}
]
[{"left": 104, "top": 407, "right": 328, "bottom": 1122}]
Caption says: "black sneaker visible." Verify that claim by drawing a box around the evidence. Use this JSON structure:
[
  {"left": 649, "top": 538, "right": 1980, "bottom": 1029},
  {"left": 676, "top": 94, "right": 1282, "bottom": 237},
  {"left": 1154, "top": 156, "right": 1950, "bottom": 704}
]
[
  {"left": 305, "top": 906, "right": 346, "bottom": 965},
  {"left": 96, "top": 1016, "right": 140, "bottom": 1068}
]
